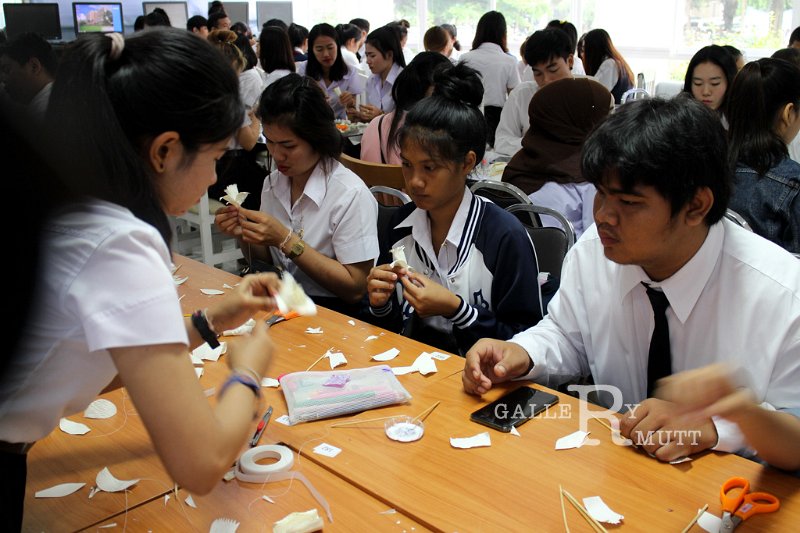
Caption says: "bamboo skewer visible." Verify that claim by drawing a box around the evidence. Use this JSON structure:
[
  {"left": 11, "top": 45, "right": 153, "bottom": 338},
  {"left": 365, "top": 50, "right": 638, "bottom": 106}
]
[
  {"left": 330, "top": 415, "right": 397, "bottom": 428},
  {"left": 561, "top": 488, "right": 608, "bottom": 533},
  {"left": 680, "top": 504, "right": 708, "bottom": 533},
  {"left": 412, "top": 401, "right": 440, "bottom": 423},
  {"left": 559, "top": 485, "right": 571, "bottom": 533}
]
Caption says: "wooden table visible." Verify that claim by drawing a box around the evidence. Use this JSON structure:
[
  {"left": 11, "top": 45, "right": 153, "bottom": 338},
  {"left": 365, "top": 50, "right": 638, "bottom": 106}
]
[{"left": 24, "top": 256, "right": 800, "bottom": 532}]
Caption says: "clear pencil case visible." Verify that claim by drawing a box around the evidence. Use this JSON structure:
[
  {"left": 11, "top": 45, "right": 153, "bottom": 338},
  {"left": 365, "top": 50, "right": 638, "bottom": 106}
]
[{"left": 279, "top": 365, "right": 412, "bottom": 424}]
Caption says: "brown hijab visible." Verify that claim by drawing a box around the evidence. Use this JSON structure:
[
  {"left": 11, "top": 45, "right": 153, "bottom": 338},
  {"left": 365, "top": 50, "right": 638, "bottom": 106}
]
[{"left": 502, "top": 77, "right": 612, "bottom": 194}]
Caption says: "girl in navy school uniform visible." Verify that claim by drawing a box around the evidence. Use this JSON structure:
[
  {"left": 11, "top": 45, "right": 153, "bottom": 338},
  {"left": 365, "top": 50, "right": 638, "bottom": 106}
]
[{"left": 366, "top": 63, "right": 544, "bottom": 355}]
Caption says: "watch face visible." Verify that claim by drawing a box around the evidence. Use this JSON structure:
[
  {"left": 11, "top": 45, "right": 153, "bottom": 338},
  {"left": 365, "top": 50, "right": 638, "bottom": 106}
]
[{"left": 289, "top": 240, "right": 305, "bottom": 258}]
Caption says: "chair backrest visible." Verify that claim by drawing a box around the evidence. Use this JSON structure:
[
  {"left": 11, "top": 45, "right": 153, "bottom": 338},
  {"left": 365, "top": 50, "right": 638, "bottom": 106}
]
[
  {"left": 469, "top": 180, "right": 540, "bottom": 226},
  {"left": 654, "top": 80, "right": 683, "bottom": 98},
  {"left": 370, "top": 186, "right": 411, "bottom": 247},
  {"left": 506, "top": 204, "right": 576, "bottom": 278},
  {"left": 724, "top": 208, "right": 753, "bottom": 232},
  {"left": 621, "top": 88, "right": 649, "bottom": 104},
  {"left": 340, "top": 153, "right": 405, "bottom": 189}
]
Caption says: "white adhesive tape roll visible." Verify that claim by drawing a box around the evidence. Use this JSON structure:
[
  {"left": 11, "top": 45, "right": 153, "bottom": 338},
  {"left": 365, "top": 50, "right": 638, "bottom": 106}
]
[{"left": 237, "top": 445, "right": 294, "bottom": 477}]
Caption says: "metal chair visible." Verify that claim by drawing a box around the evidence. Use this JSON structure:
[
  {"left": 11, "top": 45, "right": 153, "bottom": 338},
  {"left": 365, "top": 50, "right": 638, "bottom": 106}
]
[
  {"left": 621, "top": 88, "right": 650, "bottom": 104},
  {"left": 340, "top": 153, "right": 405, "bottom": 189},
  {"left": 370, "top": 186, "right": 412, "bottom": 251},
  {"left": 724, "top": 208, "right": 753, "bottom": 232},
  {"left": 506, "top": 204, "right": 576, "bottom": 278},
  {"left": 469, "top": 180, "right": 540, "bottom": 227}
]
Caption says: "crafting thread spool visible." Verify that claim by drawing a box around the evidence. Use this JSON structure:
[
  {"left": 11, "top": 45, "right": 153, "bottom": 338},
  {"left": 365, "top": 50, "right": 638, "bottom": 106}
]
[{"left": 236, "top": 445, "right": 294, "bottom": 478}]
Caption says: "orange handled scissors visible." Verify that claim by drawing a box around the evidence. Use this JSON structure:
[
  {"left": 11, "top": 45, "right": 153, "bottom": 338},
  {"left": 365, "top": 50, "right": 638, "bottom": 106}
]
[{"left": 719, "top": 477, "right": 780, "bottom": 532}]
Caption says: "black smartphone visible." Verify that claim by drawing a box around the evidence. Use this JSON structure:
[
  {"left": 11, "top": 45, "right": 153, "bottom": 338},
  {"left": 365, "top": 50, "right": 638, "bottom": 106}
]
[{"left": 470, "top": 387, "right": 559, "bottom": 432}]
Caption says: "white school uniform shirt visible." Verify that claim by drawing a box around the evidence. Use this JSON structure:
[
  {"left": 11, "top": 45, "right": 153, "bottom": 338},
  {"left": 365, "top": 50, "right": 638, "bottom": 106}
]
[
  {"left": 529, "top": 182, "right": 597, "bottom": 239},
  {"left": 29, "top": 81, "right": 53, "bottom": 119},
  {"left": 493, "top": 81, "right": 538, "bottom": 156},
  {"left": 264, "top": 68, "right": 292, "bottom": 88},
  {"left": 0, "top": 200, "right": 187, "bottom": 442},
  {"left": 259, "top": 159, "right": 379, "bottom": 298},
  {"left": 593, "top": 57, "right": 620, "bottom": 92},
  {"left": 297, "top": 61, "right": 368, "bottom": 119},
  {"left": 511, "top": 219, "right": 800, "bottom": 453},
  {"left": 365, "top": 63, "right": 402, "bottom": 113},
  {"left": 229, "top": 68, "right": 266, "bottom": 150},
  {"left": 460, "top": 43, "right": 520, "bottom": 108},
  {"left": 341, "top": 47, "right": 360, "bottom": 70}
]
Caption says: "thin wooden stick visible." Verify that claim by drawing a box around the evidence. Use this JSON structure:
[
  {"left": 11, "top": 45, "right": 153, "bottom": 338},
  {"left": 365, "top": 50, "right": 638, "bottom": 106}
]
[
  {"left": 305, "top": 352, "right": 327, "bottom": 372},
  {"left": 680, "top": 504, "right": 708, "bottom": 533},
  {"left": 561, "top": 488, "right": 608, "bottom": 533},
  {"left": 591, "top": 416, "right": 614, "bottom": 433},
  {"left": 412, "top": 401, "right": 441, "bottom": 423},
  {"left": 172, "top": 263, "right": 183, "bottom": 274},
  {"left": 559, "top": 485, "right": 571, "bottom": 533},
  {"left": 439, "top": 368, "right": 463, "bottom": 380},
  {"left": 330, "top": 415, "right": 397, "bottom": 428}
]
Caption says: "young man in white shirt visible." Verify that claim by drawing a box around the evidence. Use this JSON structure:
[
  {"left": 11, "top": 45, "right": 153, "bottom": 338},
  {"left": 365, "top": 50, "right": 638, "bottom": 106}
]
[
  {"left": 0, "top": 32, "right": 56, "bottom": 120},
  {"left": 494, "top": 29, "right": 577, "bottom": 157},
  {"left": 463, "top": 95, "right": 800, "bottom": 463}
]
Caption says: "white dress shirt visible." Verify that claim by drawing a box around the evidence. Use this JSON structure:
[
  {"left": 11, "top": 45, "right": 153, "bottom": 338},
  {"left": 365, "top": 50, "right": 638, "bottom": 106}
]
[
  {"left": 341, "top": 47, "right": 360, "bottom": 70},
  {"left": 593, "top": 57, "right": 620, "bottom": 92},
  {"left": 264, "top": 68, "right": 291, "bottom": 88},
  {"left": 365, "top": 63, "right": 402, "bottom": 112},
  {"left": 460, "top": 43, "right": 520, "bottom": 107},
  {"left": 0, "top": 201, "right": 187, "bottom": 442},
  {"left": 511, "top": 219, "right": 800, "bottom": 453},
  {"left": 494, "top": 81, "right": 538, "bottom": 156},
  {"left": 297, "top": 62, "right": 368, "bottom": 119},
  {"left": 260, "top": 159, "right": 379, "bottom": 298}
]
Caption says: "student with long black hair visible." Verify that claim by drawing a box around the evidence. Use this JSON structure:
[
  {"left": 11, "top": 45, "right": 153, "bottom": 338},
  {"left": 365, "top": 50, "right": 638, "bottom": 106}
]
[
  {"left": 297, "top": 23, "right": 366, "bottom": 119},
  {"left": 728, "top": 58, "right": 800, "bottom": 253},
  {"left": 581, "top": 28, "right": 633, "bottom": 104},
  {"left": 353, "top": 25, "right": 405, "bottom": 123},
  {"left": 683, "top": 45, "right": 737, "bottom": 120},
  {"left": 2, "top": 28, "right": 279, "bottom": 529},
  {"left": 215, "top": 74, "right": 379, "bottom": 314},
  {"left": 366, "top": 63, "right": 542, "bottom": 354},
  {"left": 259, "top": 25, "right": 295, "bottom": 87}
]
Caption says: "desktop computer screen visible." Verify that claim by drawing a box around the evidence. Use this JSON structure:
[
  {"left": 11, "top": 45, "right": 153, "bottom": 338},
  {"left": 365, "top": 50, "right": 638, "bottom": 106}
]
[
  {"left": 73, "top": 3, "right": 124, "bottom": 34},
  {"left": 3, "top": 4, "right": 62, "bottom": 40}
]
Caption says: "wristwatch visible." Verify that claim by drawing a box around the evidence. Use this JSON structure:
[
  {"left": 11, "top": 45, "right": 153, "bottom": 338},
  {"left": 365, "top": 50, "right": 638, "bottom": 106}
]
[{"left": 285, "top": 239, "right": 306, "bottom": 260}]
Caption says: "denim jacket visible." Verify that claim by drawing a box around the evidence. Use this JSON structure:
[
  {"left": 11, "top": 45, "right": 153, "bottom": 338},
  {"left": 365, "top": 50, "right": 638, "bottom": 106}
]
[{"left": 729, "top": 157, "right": 800, "bottom": 254}]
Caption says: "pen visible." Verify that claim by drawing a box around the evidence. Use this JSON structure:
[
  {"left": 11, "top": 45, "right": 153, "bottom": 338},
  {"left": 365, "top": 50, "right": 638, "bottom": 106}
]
[{"left": 250, "top": 406, "right": 273, "bottom": 447}]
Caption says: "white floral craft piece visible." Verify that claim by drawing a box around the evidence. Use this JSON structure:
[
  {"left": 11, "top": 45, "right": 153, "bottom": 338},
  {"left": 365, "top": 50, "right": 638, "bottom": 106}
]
[{"left": 219, "top": 184, "right": 249, "bottom": 208}]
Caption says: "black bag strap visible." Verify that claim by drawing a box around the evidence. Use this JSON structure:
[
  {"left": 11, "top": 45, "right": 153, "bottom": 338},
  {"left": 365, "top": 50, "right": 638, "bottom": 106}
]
[{"left": 377, "top": 114, "right": 387, "bottom": 164}]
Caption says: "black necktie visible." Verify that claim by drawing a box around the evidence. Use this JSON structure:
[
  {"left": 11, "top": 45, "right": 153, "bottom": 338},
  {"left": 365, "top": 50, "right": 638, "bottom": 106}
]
[{"left": 644, "top": 285, "right": 672, "bottom": 396}]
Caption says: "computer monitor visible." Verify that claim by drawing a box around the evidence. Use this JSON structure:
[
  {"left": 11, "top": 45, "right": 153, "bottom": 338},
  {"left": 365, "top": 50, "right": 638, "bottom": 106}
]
[
  {"left": 3, "top": 4, "right": 62, "bottom": 41},
  {"left": 209, "top": 2, "right": 248, "bottom": 25},
  {"left": 256, "top": 2, "right": 292, "bottom": 28},
  {"left": 142, "top": 2, "right": 188, "bottom": 29},
  {"left": 72, "top": 3, "right": 124, "bottom": 34}
]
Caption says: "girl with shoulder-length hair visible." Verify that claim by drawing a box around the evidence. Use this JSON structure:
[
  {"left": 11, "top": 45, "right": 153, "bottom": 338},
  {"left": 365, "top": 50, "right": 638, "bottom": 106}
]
[
  {"left": 3, "top": 28, "right": 281, "bottom": 527},
  {"left": 460, "top": 11, "right": 520, "bottom": 147},
  {"left": 581, "top": 28, "right": 633, "bottom": 104},
  {"left": 366, "top": 63, "right": 543, "bottom": 355},
  {"left": 683, "top": 44, "right": 738, "bottom": 118},
  {"left": 728, "top": 58, "right": 800, "bottom": 253},
  {"left": 215, "top": 74, "right": 379, "bottom": 314},
  {"left": 353, "top": 25, "right": 405, "bottom": 123},
  {"left": 259, "top": 25, "right": 296, "bottom": 87},
  {"left": 297, "top": 23, "right": 366, "bottom": 119}
]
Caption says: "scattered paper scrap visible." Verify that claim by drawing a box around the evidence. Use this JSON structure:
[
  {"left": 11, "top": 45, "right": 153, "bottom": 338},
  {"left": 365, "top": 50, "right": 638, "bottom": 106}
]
[
  {"left": 200, "top": 288, "right": 225, "bottom": 295},
  {"left": 222, "top": 283, "right": 234, "bottom": 290},
  {"left": 326, "top": 349, "right": 347, "bottom": 369},
  {"left": 88, "top": 487, "right": 99, "bottom": 498},
  {"left": 192, "top": 342, "right": 227, "bottom": 362},
  {"left": 273, "top": 510, "right": 323, "bottom": 533},
  {"left": 305, "top": 327, "right": 323, "bottom": 334},
  {"left": 450, "top": 432, "right": 492, "bottom": 449},
  {"left": 262, "top": 495, "right": 275, "bottom": 504},
  {"left": 380, "top": 509, "right": 397, "bottom": 515},
  {"left": 323, "top": 374, "right": 350, "bottom": 387},
  {"left": 204, "top": 387, "right": 215, "bottom": 397},
  {"left": 223, "top": 319, "right": 256, "bottom": 336},
  {"left": 190, "top": 352, "right": 203, "bottom": 365},
  {"left": 347, "top": 320, "right": 356, "bottom": 326},
  {"left": 95, "top": 467, "right": 139, "bottom": 492},
  {"left": 697, "top": 511, "right": 723, "bottom": 533},
  {"left": 35, "top": 482, "right": 85, "bottom": 498},
  {"left": 313, "top": 443, "right": 342, "bottom": 458},
  {"left": 275, "top": 415, "right": 292, "bottom": 426},
  {"left": 209, "top": 517, "right": 240, "bottom": 533},
  {"left": 583, "top": 496, "right": 624, "bottom": 524},
  {"left": 372, "top": 348, "right": 400, "bottom": 362},
  {"left": 98, "top": 523, "right": 116, "bottom": 529},
  {"left": 510, "top": 426, "right": 521, "bottom": 437},
  {"left": 164, "top": 494, "right": 170, "bottom": 505},
  {"left": 220, "top": 184, "right": 249, "bottom": 208},
  {"left": 174, "top": 276, "right": 189, "bottom": 286},
  {"left": 195, "top": 368, "right": 204, "bottom": 378},
  {"left": 275, "top": 272, "right": 317, "bottom": 316},
  {"left": 670, "top": 456, "right": 693, "bottom": 465},
  {"left": 555, "top": 430, "right": 590, "bottom": 450},
  {"left": 185, "top": 495, "right": 197, "bottom": 508},
  {"left": 391, "top": 366, "right": 416, "bottom": 376},
  {"left": 429, "top": 351, "right": 451, "bottom": 361},
  {"left": 412, "top": 352, "right": 438, "bottom": 375},
  {"left": 59, "top": 418, "right": 90, "bottom": 435},
  {"left": 84, "top": 398, "right": 117, "bottom": 419},
  {"left": 365, "top": 335, "right": 379, "bottom": 341},
  {"left": 261, "top": 377, "right": 280, "bottom": 388}
]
